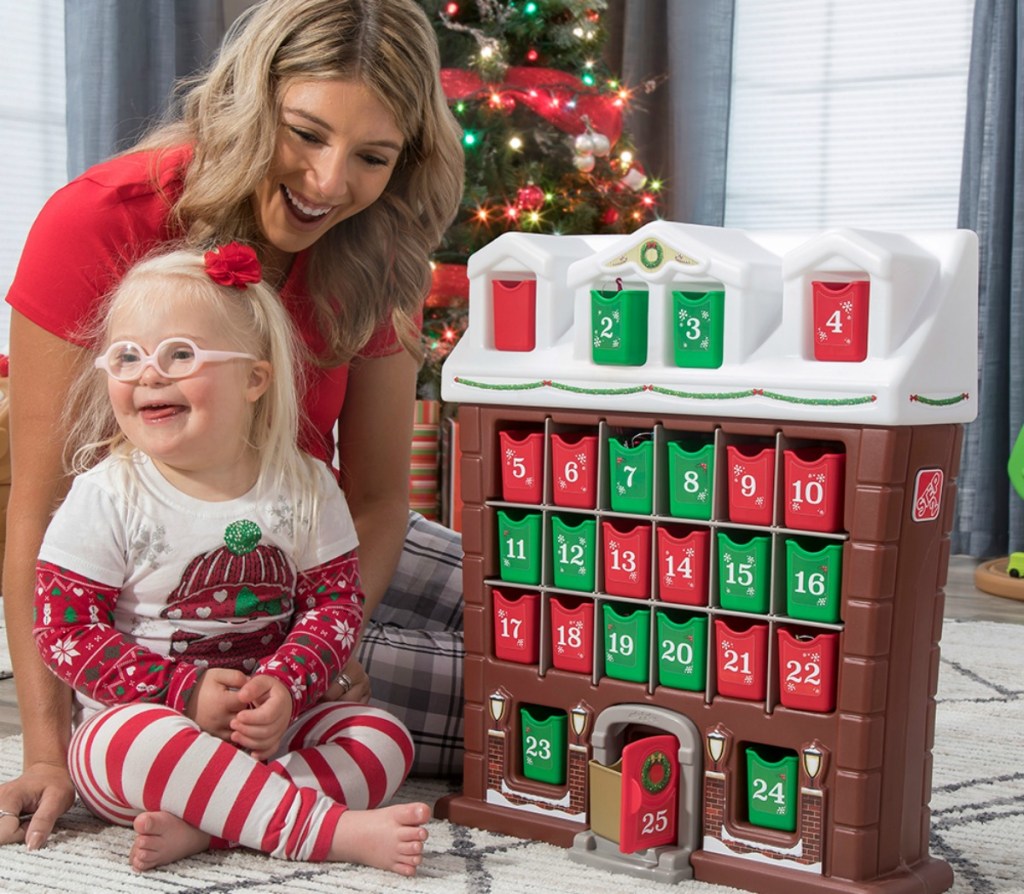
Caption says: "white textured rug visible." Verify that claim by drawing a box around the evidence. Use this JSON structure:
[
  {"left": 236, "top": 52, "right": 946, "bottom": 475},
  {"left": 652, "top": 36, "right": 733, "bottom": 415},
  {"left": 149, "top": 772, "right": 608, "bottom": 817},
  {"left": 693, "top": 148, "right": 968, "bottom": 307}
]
[{"left": 0, "top": 618, "right": 1020, "bottom": 894}]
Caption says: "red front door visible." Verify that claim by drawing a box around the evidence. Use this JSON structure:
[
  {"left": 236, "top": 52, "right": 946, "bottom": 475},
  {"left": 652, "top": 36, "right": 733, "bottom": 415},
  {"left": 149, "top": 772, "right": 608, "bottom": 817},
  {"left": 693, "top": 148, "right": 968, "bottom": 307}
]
[{"left": 620, "top": 734, "right": 679, "bottom": 852}]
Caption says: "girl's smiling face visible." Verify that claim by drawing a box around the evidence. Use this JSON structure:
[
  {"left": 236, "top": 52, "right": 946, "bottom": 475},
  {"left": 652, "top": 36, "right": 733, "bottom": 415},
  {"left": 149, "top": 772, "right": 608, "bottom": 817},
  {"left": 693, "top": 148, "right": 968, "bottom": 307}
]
[
  {"left": 251, "top": 78, "right": 405, "bottom": 260},
  {"left": 105, "top": 293, "right": 271, "bottom": 498}
]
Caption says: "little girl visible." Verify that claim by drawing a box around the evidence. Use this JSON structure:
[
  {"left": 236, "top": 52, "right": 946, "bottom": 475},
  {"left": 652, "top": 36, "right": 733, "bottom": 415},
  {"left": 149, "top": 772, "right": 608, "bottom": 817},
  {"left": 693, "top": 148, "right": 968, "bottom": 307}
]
[{"left": 32, "top": 243, "right": 429, "bottom": 875}]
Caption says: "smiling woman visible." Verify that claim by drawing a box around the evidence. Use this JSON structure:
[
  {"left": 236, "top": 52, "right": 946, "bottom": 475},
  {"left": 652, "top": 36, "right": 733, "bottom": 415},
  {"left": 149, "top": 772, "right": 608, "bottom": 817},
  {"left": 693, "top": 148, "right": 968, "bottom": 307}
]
[{"left": 0, "top": 0, "right": 466, "bottom": 862}]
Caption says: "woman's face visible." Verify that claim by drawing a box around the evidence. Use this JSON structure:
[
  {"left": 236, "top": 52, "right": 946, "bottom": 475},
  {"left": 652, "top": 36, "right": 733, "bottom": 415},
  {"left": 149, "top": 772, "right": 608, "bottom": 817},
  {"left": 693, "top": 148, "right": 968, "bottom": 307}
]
[{"left": 252, "top": 78, "right": 405, "bottom": 258}]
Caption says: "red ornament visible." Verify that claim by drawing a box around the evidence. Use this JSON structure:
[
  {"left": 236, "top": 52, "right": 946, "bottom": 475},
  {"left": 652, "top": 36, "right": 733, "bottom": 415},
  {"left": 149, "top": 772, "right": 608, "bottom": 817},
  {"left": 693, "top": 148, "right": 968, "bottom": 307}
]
[
  {"left": 516, "top": 184, "right": 545, "bottom": 211},
  {"left": 601, "top": 208, "right": 620, "bottom": 226},
  {"left": 525, "top": 48, "right": 539, "bottom": 62}
]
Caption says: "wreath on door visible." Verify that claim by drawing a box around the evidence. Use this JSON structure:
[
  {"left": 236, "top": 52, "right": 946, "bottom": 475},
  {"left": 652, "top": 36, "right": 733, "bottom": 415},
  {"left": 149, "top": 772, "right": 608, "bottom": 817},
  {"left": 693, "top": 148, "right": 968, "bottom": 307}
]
[{"left": 641, "top": 750, "right": 672, "bottom": 794}]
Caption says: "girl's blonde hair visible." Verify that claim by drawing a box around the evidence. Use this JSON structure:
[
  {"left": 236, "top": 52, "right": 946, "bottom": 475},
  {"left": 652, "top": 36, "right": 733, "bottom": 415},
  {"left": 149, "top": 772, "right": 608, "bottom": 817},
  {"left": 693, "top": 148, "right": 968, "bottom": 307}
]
[
  {"left": 135, "top": 0, "right": 465, "bottom": 366},
  {"left": 67, "top": 246, "right": 320, "bottom": 508}
]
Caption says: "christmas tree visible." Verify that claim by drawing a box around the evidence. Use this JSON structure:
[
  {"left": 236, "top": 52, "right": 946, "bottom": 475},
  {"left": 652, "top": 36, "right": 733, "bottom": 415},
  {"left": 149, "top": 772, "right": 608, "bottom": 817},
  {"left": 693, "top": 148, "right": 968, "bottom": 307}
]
[{"left": 419, "top": 0, "right": 662, "bottom": 395}]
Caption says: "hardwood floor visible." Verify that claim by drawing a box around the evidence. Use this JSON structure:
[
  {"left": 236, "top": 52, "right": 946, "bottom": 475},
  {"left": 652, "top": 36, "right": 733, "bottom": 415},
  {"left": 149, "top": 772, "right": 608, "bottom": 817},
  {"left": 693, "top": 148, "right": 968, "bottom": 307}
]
[{"left": 0, "top": 555, "right": 1021, "bottom": 739}]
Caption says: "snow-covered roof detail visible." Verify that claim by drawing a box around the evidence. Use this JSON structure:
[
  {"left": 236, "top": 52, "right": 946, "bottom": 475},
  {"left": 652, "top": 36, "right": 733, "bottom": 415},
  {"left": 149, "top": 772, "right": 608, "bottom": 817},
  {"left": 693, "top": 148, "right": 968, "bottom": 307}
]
[{"left": 442, "top": 222, "right": 978, "bottom": 426}]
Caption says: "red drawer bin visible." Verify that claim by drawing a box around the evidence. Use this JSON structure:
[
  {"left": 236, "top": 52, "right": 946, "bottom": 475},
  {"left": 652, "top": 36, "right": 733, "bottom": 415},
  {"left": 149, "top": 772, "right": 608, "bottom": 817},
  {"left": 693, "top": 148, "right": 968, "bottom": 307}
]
[
  {"left": 726, "top": 444, "right": 776, "bottom": 526},
  {"left": 550, "top": 432, "right": 598, "bottom": 509},
  {"left": 550, "top": 595, "right": 595, "bottom": 674},
  {"left": 812, "top": 280, "right": 869, "bottom": 362},
  {"left": 777, "top": 627, "right": 839, "bottom": 713},
  {"left": 499, "top": 430, "right": 544, "bottom": 503},
  {"left": 492, "top": 589, "right": 540, "bottom": 664},
  {"left": 783, "top": 447, "right": 846, "bottom": 532},
  {"left": 714, "top": 618, "right": 768, "bottom": 701},
  {"left": 601, "top": 520, "right": 652, "bottom": 599},
  {"left": 657, "top": 526, "right": 710, "bottom": 606},
  {"left": 492, "top": 279, "right": 536, "bottom": 352}
]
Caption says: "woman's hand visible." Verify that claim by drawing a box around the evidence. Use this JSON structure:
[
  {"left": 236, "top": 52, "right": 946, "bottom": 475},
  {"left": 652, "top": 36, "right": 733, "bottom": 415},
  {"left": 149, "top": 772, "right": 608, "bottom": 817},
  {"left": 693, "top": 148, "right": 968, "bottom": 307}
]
[
  {"left": 230, "top": 675, "right": 293, "bottom": 760},
  {"left": 322, "top": 657, "right": 372, "bottom": 704},
  {"left": 0, "top": 760, "right": 76, "bottom": 849}
]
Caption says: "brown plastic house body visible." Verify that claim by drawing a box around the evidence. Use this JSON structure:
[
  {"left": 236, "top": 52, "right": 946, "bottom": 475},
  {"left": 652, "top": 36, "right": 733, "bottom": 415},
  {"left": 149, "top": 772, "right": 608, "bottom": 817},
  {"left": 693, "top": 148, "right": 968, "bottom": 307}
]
[{"left": 436, "top": 223, "right": 977, "bottom": 894}]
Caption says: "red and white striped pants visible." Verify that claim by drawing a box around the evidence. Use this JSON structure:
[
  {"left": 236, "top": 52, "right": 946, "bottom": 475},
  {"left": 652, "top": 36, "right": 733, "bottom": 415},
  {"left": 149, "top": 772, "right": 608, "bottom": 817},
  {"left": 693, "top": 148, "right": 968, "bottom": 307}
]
[{"left": 69, "top": 701, "right": 414, "bottom": 862}]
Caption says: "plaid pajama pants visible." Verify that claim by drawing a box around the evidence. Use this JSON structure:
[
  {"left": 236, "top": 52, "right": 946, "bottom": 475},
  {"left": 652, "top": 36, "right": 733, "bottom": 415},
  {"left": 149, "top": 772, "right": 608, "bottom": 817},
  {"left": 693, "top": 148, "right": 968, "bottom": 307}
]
[{"left": 356, "top": 512, "right": 464, "bottom": 778}]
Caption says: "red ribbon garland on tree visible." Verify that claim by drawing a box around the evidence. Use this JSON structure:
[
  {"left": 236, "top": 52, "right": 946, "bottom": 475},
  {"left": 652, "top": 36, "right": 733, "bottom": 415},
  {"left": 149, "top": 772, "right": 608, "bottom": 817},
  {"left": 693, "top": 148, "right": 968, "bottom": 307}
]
[{"left": 440, "top": 66, "right": 624, "bottom": 146}]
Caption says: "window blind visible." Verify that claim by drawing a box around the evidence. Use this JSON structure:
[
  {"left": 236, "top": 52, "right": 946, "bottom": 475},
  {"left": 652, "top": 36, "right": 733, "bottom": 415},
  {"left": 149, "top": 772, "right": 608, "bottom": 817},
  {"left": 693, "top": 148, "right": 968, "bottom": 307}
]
[
  {"left": 0, "top": 0, "right": 66, "bottom": 352},
  {"left": 725, "top": 0, "right": 975, "bottom": 230}
]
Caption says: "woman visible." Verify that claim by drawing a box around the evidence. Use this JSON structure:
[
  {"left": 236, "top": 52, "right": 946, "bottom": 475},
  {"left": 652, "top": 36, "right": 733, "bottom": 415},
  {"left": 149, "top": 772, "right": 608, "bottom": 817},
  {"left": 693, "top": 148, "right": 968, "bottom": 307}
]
[{"left": 0, "top": 0, "right": 465, "bottom": 851}]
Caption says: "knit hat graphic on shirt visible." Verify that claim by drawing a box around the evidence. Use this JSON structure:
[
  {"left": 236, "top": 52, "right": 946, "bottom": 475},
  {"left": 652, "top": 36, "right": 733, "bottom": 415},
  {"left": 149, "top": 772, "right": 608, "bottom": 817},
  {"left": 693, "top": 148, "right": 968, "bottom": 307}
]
[{"left": 161, "top": 519, "right": 294, "bottom": 669}]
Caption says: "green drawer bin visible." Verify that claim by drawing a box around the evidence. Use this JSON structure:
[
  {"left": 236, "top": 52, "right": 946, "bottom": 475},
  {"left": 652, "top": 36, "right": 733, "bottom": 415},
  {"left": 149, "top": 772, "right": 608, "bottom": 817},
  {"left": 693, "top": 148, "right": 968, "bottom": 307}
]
[
  {"left": 656, "top": 610, "right": 707, "bottom": 691},
  {"left": 591, "top": 289, "right": 648, "bottom": 366},
  {"left": 672, "top": 290, "right": 725, "bottom": 369},
  {"left": 521, "top": 706, "right": 567, "bottom": 785},
  {"left": 746, "top": 746, "right": 798, "bottom": 832},
  {"left": 551, "top": 515, "right": 597, "bottom": 592},
  {"left": 609, "top": 436, "right": 654, "bottom": 514},
  {"left": 497, "top": 510, "right": 542, "bottom": 585},
  {"left": 717, "top": 530, "right": 771, "bottom": 613},
  {"left": 667, "top": 440, "right": 715, "bottom": 520},
  {"left": 602, "top": 603, "right": 650, "bottom": 683},
  {"left": 785, "top": 538, "right": 843, "bottom": 623}
]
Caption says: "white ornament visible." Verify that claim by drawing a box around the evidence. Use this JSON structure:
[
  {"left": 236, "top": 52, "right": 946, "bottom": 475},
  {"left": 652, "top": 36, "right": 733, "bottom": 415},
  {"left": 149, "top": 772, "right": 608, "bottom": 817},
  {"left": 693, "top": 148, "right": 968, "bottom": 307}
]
[{"left": 574, "top": 153, "right": 596, "bottom": 173}]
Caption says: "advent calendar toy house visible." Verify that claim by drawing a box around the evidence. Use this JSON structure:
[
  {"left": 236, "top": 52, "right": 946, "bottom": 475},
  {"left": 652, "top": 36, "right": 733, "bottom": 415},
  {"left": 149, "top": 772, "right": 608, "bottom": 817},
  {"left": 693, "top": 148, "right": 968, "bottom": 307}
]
[{"left": 436, "top": 221, "right": 977, "bottom": 894}]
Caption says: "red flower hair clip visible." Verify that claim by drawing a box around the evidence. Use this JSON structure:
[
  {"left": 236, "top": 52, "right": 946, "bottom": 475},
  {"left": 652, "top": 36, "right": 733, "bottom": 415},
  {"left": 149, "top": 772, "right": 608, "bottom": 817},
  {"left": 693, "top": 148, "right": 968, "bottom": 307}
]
[{"left": 203, "top": 242, "right": 262, "bottom": 289}]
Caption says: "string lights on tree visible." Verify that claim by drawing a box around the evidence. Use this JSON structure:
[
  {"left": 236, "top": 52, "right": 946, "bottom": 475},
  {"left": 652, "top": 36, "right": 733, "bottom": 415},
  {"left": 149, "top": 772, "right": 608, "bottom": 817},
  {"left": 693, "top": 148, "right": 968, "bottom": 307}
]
[{"left": 419, "top": 0, "right": 663, "bottom": 395}]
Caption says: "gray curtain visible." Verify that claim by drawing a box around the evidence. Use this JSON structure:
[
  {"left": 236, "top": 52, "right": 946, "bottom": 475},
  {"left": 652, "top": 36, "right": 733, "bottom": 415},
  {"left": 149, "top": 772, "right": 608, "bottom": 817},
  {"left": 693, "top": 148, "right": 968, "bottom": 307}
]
[
  {"left": 953, "top": 0, "right": 1023, "bottom": 558},
  {"left": 64, "top": 0, "right": 226, "bottom": 180},
  {"left": 605, "top": 0, "right": 735, "bottom": 225}
]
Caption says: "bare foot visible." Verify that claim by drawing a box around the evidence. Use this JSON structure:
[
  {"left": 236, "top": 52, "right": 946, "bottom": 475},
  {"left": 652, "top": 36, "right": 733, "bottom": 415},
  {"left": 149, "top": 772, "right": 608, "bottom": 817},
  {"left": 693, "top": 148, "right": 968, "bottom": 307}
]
[
  {"left": 129, "top": 811, "right": 211, "bottom": 872},
  {"left": 329, "top": 802, "right": 430, "bottom": 875}
]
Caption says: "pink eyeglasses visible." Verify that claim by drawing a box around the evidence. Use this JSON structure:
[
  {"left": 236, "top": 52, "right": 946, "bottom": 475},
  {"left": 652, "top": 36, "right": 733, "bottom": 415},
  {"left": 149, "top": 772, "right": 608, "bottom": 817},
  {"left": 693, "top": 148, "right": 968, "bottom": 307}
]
[{"left": 95, "top": 337, "right": 257, "bottom": 382}]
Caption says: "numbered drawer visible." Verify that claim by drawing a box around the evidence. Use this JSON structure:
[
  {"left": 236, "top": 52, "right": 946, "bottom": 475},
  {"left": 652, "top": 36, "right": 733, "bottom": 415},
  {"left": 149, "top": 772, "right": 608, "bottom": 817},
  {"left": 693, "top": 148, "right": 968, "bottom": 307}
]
[
  {"left": 492, "top": 279, "right": 537, "bottom": 352},
  {"left": 812, "top": 280, "right": 869, "bottom": 363},
  {"left": 496, "top": 510, "right": 543, "bottom": 585},
  {"left": 672, "top": 289, "right": 724, "bottom": 369},
  {"left": 785, "top": 538, "right": 843, "bottom": 623},
  {"left": 551, "top": 432, "right": 598, "bottom": 509},
  {"left": 656, "top": 610, "right": 708, "bottom": 692},
  {"left": 746, "top": 746, "right": 799, "bottom": 832},
  {"left": 550, "top": 595, "right": 595, "bottom": 674},
  {"left": 551, "top": 514, "right": 597, "bottom": 592},
  {"left": 657, "top": 526, "right": 710, "bottom": 606},
  {"left": 714, "top": 618, "right": 768, "bottom": 701},
  {"left": 667, "top": 440, "right": 715, "bottom": 520},
  {"left": 521, "top": 705, "right": 567, "bottom": 785},
  {"left": 492, "top": 589, "right": 540, "bottom": 664},
  {"left": 602, "top": 520, "right": 652, "bottom": 599},
  {"left": 609, "top": 435, "right": 654, "bottom": 514},
  {"left": 591, "top": 288, "right": 649, "bottom": 366},
  {"left": 716, "top": 530, "right": 771, "bottom": 614},
  {"left": 603, "top": 603, "right": 651, "bottom": 684},
  {"left": 726, "top": 444, "right": 776, "bottom": 526},
  {"left": 783, "top": 447, "right": 846, "bottom": 533},
  {"left": 777, "top": 627, "right": 839, "bottom": 713},
  {"left": 499, "top": 430, "right": 544, "bottom": 503}
]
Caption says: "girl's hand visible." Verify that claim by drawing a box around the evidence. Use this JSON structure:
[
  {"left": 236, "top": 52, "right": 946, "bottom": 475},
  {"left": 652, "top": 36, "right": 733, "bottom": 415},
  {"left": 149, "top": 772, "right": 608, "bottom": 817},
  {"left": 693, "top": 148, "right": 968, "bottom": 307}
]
[
  {"left": 230, "top": 675, "right": 293, "bottom": 760},
  {"left": 184, "top": 667, "right": 249, "bottom": 741}
]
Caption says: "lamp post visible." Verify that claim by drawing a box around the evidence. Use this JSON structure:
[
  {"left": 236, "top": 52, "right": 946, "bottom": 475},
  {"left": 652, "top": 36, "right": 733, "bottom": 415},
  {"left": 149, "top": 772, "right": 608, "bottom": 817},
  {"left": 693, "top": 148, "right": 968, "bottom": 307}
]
[
  {"left": 802, "top": 743, "right": 824, "bottom": 788},
  {"left": 489, "top": 690, "right": 507, "bottom": 728},
  {"left": 707, "top": 728, "right": 727, "bottom": 770},
  {"left": 570, "top": 703, "right": 589, "bottom": 743}
]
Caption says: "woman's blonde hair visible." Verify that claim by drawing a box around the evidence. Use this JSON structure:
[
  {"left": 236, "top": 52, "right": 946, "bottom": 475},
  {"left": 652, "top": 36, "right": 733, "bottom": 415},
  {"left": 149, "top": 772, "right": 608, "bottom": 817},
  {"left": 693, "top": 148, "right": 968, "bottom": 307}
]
[
  {"left": 136, "top": 0, "right": 465, "bottom": 366},
  {"left": 68, "top": 246, "right": 320, "bottom": 508}
]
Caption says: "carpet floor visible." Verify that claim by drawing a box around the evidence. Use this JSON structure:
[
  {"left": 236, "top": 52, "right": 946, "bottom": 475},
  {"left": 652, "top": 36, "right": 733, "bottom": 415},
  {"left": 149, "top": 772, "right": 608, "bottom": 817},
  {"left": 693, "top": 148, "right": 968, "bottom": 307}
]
[{"left": 0, "top": 618, "right": 1020, "bottom": 894}]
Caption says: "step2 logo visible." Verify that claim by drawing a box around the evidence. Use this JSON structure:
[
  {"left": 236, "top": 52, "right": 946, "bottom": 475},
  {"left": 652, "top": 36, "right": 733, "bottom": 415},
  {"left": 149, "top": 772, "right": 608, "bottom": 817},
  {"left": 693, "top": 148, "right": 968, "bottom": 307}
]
[{"left": 912, "top": 469, "right": 943, "bottom": 523}]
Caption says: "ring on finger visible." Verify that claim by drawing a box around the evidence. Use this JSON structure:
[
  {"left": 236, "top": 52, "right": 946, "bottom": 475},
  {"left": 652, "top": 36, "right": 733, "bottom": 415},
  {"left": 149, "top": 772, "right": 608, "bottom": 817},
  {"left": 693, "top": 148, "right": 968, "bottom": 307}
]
[
  {"left": 337, "top": 672, "right": 353, "bottom": 694},
  {"left": 0, "top": 809, "right": 31, "bottom": 821}
]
